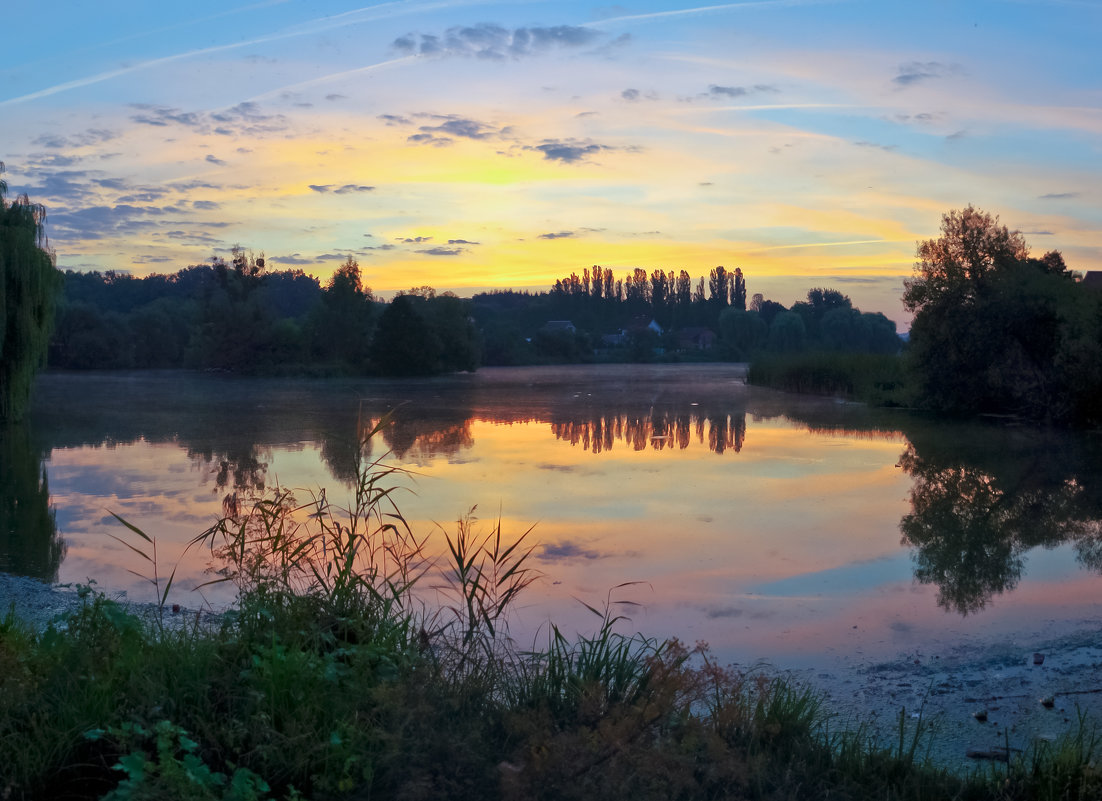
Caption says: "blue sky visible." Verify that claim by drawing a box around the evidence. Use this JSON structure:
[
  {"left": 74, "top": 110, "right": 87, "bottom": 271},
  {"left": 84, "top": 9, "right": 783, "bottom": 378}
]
[{"left": 3, "top": 0, "right": 1100, "bottom": 327}]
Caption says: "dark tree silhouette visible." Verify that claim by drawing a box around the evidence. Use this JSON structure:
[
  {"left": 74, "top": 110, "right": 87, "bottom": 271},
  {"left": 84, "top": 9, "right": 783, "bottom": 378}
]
[
  {"left": 904, "top": 206, "right": 1100, "bottom": 423},
  {"left": 1, "top": 163, "right": 61, "bottom": 421}
]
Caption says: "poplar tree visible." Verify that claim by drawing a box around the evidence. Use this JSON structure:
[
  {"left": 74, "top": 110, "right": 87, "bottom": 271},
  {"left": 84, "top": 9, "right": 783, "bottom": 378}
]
[{"left": 0, "top": 163, "right": 61, "bottom": 421}]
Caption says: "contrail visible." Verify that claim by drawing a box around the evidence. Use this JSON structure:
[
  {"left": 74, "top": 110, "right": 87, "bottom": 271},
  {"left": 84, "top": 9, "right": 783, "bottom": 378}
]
[
  {"left": 0, "top": 0, "right": 498, "bottom": 107},
  {"left": 585, "top": 0, "right": 844, "bottom": 27}
]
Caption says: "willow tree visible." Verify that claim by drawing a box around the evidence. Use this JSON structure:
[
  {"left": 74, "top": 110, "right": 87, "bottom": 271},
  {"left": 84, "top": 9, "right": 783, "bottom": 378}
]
[{"left": 0, "top": 163, "right": 61, "bottom": 421}]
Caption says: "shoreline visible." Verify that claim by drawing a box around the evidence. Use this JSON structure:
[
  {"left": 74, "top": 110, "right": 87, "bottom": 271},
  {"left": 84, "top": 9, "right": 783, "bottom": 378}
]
[
  {"left": 5, "top": 570, "right": 1100, "bottom": 772},
  {"left": 0, "top": 572, "right": 217, "bottom": 632}
]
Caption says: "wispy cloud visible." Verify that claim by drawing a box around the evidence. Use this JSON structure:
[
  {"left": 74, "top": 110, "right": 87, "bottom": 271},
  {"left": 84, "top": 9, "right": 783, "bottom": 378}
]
[
  {"left": 892, "top": 61, "right": 961, "bottom": 87},
  {"left": 393, "top": 23, "right": 602, "bottom": 60}
]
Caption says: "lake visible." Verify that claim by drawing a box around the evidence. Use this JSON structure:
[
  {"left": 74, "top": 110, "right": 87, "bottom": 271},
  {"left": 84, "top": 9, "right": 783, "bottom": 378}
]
[{"left": 9, "top": 365, "right": 1101, "bottom": 674}]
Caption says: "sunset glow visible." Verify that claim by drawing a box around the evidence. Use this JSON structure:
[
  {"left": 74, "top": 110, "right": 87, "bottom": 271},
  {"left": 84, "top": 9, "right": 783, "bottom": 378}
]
[{"left": 5, "top": 1, "right": 1101, "bottom": 326}]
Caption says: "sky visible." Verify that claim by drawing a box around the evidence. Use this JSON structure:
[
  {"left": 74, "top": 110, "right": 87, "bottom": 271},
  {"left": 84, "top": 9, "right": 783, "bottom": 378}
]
[{"left": 3, "top": 0, "right": 1100, "bottom": 328}]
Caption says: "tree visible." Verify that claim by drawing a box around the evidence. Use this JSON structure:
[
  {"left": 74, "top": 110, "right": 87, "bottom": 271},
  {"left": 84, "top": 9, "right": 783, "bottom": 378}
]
[
  {"left": 731, "top": 267, "right": 746, "bottom": 311},
  {"left": 904, "top": 206, "right": 1098, "bottom": 422},
  {"left": 1, "top": 164, "right": 61, "bottom": 421},
  {"left": 309, "top": 256, "right": 374, "bottom": 369},
  {"left": 767, "top": 311, "right": 805, "bottom": 352},
  {"left": 903, "top": 205, "right": 1028, "bottom": 315},
  {"left": 187, "top": 247, "right": 277, "bottom": 370},
  {"left": 370, "top": 294, "right": 442, "bottom": 376},
  {"left": 707, "top": 266, "right": 729, "bottom": 307},
  {"left": 718, "top": 308, "right": 766, "bottom": 359}
]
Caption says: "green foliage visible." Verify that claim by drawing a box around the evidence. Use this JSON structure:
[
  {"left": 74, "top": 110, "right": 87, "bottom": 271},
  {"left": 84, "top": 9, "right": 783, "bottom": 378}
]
[
  {"left": 90, "top": 720, "right": 270, "bottom": 801},
  {"left": 370, "top": 292, "right": 479, "bottom": 375},
  {"left": 718, "top": 308, "right": 767, "bottom": 359},
  {"left": 766, "top": 310, "right": 806, "bottom": 352},
  {"left": 0, "top": 163, "right": 61, "bottom": 421},
  {"left": 904, "top": 206, "right": 1102, "bottom": 424},
  {"left": 369, "top": 293, "right": 442, "bottom": 375},
  {"left": 307, "top": 256, "right": 374, "bottom": 369}
]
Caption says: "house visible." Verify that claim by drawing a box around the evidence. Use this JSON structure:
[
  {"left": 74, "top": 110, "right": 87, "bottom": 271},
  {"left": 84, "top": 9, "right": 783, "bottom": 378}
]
[
  {"left": 677, "top": 327, "right": 717, "bottom": 351},
  {"left": 626, "top": 316, "right": 663, "bottom": 336},
  {"left": 541, "top": 320, "right": 577, "bottom": 333},
  {"left": 1081, "top": 271, "right": 1102, "bottom": 290}
]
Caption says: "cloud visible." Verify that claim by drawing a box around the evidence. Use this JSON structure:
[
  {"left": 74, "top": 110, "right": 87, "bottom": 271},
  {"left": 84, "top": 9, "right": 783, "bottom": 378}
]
[
  {"left": 130, "top": 104, "right": 202, "bottom": 127},
  {"left": 378, "top": 114, "right": 412, "bottom": 126},
  {"left": 417, "top": 246, "right": 464, "bottom": 256},
  {"left": 416, "top": 116, "right": 499, "bottom": 140},
  {"left": 1039, "top": 192, "right": 1080, "bottom": 200},
  {"left": 205, "top": 155, "right": 227, "bottom": 166},
  {"left": 268, "top": 253, "right": 312, "bottom": 265},
  {"left": 192, "top": 200, "right": 219, "bottom": 210},
  {"left": 709, "top": 84, "right": 747, "bottom": 98},
  {"left": 538, "top": 541, "right": 603, "bottom": 561},
  {"left": 893, "top": 111, "right": 943, "bottom": 125},
  {"left": 892, "top": 61, "right": 959, "bottom": 87},
  {"left": 129, "top": 101, "right": 289, "bottom": 136},
  {"left": 529, "top": 139, "right": 613, "bottom": 163},
  {"left": 406, "top": 114, "right": 512, "bottom": 147},
  {"left": 853, "top": 140, "right": 897, "bottom": 152},
  {"left": 539, "top": 231, "right": 575, "bottom": 239},
  {"left": 398, "top": 236, "right": 432, "bottom": 243},
  {"left": 447, "top": 239, "right": 479, "bottom": 245},
  {"left": 707, "top": 84, "right": 778, "bottom": 100},
  {"left": 407, "top": 132, "right": 454, "bottom": 147},
  {"left": 311, "top": 183, "right": 374, "bottom": 194},
  {"left": 622, "top": 88, "right": 640, "bottom": 101},
  {"left": 49, "top": 203, "right": 172, "bottom": 239},
  {"left": 325, "top": 93, "right": 347, "bottom": 101},
  {"left": 392, "top": 23, "right": 601, "bottom": 60},
  {"left": 32, "top": 128, "right": 118, "bottom": 149},
  {"left": 703, "top": 605, "right": 744, "bottom": 619}
]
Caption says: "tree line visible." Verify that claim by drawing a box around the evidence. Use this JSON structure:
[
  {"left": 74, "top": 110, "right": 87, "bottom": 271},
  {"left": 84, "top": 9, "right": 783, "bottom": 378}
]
[{"left": 39, "top": 254, "right": 901, "bottom": 377}]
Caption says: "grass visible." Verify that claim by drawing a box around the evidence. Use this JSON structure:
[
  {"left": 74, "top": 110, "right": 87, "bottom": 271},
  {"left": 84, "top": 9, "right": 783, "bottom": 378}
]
[
  {"left": 1, "top": 425, "right": 1099, "bottom": 799},
  {"left": 747, "top": 351, "right": 909, "bottom": 406}
]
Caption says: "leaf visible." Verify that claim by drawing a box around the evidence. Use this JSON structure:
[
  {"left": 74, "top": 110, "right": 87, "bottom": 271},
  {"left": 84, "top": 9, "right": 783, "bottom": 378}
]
[
  {"left": 108, "top": 511, "right": 153, "bottom": 544},
  {"left": 105, "top": 532, "right": 153, "bottom": 564}
]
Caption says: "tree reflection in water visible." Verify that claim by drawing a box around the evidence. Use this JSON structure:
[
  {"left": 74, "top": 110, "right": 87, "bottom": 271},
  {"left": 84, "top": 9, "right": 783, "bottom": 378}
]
[
  {"left": 549, "top": 409, "right": 746, "bottom": 454},
  {"left": 897, "top": 430, "right": 1102, "bottom": 615},
  {"left": 0, "top": 424, "right": 65, "bottom": 581}
]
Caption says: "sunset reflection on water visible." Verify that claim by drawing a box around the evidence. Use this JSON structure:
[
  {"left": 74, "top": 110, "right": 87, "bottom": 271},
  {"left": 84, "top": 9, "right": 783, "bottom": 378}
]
[{"left": 13, "top": 366, "right": 1102, "bottom": 670}]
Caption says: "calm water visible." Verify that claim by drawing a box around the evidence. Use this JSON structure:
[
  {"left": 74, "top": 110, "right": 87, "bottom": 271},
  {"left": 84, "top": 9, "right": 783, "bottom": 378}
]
[{"left": 7, "top": 365, "right": 1102, "bottom": 670}]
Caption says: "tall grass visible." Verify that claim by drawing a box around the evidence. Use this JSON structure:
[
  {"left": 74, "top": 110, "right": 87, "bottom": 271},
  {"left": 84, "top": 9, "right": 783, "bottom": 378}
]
[
  {"left": 748, "top": 351, "right": 908, "bottom": 406},
  {"left": 1, "top": 420, "right": 1099, "bottom": 799}
]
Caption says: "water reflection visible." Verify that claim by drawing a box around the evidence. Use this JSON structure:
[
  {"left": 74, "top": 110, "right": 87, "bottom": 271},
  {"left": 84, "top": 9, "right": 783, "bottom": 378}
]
[
  {"left": 894, "top": 425, "right": 1102, "bottom": 615},
  {"left": 17, "top": 368, "right": 1102, "bottom": 625},
  {"left": 549, "top": 410, "right": 745, "bottom": 454},
  {"left": 0, "top": 424, "right": 65, "bottom": 580}
]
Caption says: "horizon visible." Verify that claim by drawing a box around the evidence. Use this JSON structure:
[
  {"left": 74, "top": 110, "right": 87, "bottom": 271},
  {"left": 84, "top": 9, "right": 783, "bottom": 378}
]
[{"left": 5, "top": 0, "right": 1101, "bottom": 332}]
